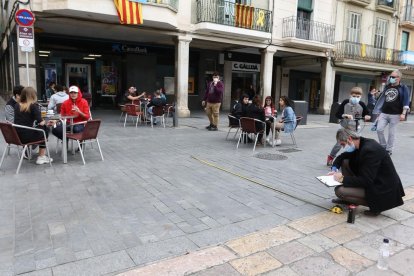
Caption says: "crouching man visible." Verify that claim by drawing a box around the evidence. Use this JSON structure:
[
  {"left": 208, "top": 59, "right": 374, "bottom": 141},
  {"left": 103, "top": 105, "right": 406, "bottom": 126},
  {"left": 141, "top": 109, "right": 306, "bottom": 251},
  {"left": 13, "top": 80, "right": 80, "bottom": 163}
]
[{"left": 330, "top": 128, "right": 405, "bottom": 216}]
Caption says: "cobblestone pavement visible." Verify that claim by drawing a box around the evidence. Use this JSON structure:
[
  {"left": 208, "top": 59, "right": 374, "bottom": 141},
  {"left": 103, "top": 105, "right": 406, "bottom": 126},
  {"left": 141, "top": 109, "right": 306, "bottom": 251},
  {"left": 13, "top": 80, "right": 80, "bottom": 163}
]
[{"left": 0, "top": 100, "right": 413, "bottom": 275}]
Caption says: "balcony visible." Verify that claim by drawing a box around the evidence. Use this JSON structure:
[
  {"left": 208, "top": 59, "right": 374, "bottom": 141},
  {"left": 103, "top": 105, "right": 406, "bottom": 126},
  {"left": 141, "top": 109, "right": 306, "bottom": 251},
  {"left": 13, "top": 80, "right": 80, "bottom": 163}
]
[
  {"left": 145, "top": 0, "right": 178, "bottom": 11},
  {"left": 333, "top": 41, "right": 403, "bottom": 70},
  {"left": 195, "top": 0, "right": 272, "bottom": 41},
  {"left": 400, "top": 51, "right": 414, "bottom": 65},
  {"left": 376, "top": 0, "right": 396, "bottom": 14},
  {"left": 346, "top": 0, "right": 371, "bottom": 7},
  {"left": 400, "top": 5, "right": 414, "bottom": 29},
  {"left": 282, "top": 17, "right": 335, "bottom": 50}
]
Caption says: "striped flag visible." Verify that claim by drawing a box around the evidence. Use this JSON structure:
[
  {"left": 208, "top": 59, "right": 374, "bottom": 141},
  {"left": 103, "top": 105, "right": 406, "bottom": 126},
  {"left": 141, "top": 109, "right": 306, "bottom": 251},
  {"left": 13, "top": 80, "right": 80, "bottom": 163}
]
[
  {"left": 114, "top": 0, "right": 143, "bottom": 25},
  {"left": 235, "top": 4, "right": 254, "bottom": 29}
]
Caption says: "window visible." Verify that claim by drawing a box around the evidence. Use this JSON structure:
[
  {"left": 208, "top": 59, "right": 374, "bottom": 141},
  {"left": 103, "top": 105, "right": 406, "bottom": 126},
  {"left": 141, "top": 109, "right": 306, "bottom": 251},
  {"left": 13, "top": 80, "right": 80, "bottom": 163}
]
[
  {"left": 401, "top": 31, "right": 409, "bottom": 51},
  {"left": 298, "top": 0, "right": 313, "bottom": 11},
  {"left": 236, "top": 0, "right": 251, "bottom": 5},
  {"left": 374, "top": 18, "right": 388, "bottom": 48},
  {"left": 347, "top": 12, "right": 361, "bottom": 43}
]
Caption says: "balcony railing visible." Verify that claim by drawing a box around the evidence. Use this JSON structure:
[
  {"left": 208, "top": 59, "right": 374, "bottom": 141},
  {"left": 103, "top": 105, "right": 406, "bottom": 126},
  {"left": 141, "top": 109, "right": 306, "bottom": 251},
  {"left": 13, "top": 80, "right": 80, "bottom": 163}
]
[
  {"left": 402, "top": 5, "right": 414, "bottom": 22},
  {"left": 282, "top": 16, "right": 335, "bottom": 44},
  {"left": 377, "top": 0, "right": 395, "bottom": 9},
  {"left": 145, "top": 0, "right": 178, "bottom": 10},
  {"left": 196, "top": 0, "right": 272, "bottom": 32},
  {"left": 334, "top": 41, "right": 403, "bottom": 65}
]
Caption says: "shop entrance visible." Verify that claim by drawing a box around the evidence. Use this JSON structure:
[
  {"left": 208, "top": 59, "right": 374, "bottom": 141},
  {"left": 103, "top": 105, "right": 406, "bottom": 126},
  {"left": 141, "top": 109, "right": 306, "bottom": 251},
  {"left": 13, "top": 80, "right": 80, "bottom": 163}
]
[{"left": 231, "top": 71, "right": 259, "bottom": 101}]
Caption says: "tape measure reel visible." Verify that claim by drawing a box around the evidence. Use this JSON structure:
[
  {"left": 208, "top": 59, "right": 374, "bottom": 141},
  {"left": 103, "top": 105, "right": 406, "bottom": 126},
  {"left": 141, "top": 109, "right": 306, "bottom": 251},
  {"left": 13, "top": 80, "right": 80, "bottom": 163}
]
[{"left": 330, "top": 205, "right": 343, "bottom": 214}]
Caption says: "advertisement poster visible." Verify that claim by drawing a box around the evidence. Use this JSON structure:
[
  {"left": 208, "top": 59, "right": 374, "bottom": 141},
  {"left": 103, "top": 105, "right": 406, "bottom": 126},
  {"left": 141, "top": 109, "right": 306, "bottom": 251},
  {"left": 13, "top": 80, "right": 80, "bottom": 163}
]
[
  {"left": 44, "top": 63, "right": 57, "bottom": 88},
  {"left": 65, "top": 63, "right": 91, "bottom": 94},
  {"left": 101, "top": 66, "right": 117, "bottom": 95}
]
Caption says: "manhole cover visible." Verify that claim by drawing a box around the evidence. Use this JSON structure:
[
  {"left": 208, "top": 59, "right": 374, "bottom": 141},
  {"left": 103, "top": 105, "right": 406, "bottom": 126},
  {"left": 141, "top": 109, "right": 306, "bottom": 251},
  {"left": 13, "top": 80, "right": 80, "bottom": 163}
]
[
  {"left": 278, "top": 148, "right": 302, "bottom": 153},
  {"left": 254, "top": 153, "right": 288, "bottom": 160}
]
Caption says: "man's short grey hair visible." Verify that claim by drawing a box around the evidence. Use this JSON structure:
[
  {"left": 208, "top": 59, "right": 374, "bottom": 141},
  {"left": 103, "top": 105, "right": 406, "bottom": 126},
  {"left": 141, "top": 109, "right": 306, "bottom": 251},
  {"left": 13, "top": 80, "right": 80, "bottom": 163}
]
[
  {"left": 392, "top": 69, "right": 402, "bottom": 78},
  {"left": 336, "top": 128, "right": 360, "bottom": 142}
]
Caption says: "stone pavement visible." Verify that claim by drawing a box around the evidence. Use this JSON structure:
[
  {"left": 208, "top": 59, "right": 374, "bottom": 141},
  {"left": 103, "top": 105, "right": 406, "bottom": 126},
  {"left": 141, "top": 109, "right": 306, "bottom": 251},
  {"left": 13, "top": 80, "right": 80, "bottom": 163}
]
[{"left": 0, "top": 100, "right": 413, "bottom": 275}]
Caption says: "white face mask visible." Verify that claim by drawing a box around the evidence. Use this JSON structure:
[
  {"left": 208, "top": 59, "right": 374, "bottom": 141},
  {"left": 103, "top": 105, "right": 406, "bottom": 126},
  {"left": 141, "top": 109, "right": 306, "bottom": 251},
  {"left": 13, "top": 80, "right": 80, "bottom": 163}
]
[{"left": 213, "top": 77, "right": 219, "bottom": 82}]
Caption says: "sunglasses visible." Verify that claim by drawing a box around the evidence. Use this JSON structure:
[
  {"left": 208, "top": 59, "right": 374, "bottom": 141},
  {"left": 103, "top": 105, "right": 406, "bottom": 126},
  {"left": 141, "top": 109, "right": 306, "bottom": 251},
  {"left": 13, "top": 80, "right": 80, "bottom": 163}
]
[{"left": 390, "top": 76, "right": 399, "bottom": 79}]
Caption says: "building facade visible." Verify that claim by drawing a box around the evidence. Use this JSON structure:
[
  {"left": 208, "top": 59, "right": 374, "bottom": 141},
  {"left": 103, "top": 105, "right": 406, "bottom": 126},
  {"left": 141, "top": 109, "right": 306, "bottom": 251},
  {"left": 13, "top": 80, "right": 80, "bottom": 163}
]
[{"left": 0, "top": 0, "right": 411, "bottom": 116}]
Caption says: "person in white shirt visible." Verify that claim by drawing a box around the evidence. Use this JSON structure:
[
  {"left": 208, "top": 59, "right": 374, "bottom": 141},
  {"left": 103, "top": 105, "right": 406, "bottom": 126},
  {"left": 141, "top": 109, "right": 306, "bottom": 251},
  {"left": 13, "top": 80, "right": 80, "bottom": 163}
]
[{"left": 48, "top": 84, "right": 69, "bottom": 113}]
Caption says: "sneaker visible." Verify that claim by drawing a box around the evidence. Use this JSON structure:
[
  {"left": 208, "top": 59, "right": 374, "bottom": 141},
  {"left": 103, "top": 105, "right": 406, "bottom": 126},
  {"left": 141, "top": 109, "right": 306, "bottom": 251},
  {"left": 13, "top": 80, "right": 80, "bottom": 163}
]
[
  {"left": 23, "top": 149, "right": 29, "bottom": 160},
  {"left": 36, "top": 155, "right": 53, "bottom": 165},
  {"left": 209, "top": 126, "right": 218, "bottom": 131},
  {"left": 274, "top": 139, "right": 282, "bottom": 146},
  {"left": 205, "top": 124, "right": 212, "bottom": 130},
  {"left": 327, "top": 155, "right": 334, "bottom": 166}
]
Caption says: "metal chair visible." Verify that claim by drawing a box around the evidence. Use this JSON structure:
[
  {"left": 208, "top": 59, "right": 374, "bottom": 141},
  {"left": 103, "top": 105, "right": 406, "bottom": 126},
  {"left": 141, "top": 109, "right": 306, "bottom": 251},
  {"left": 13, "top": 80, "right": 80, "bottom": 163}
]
[
  {"left": 150, "top": 106, "right": 165, "bottom": 128},
  {"left": 281, "top": 116, "right": 302, "bottom": 147},
  {"left": 66, "top": 119, "right": 104, "bottom": 165},
  {"left": 0, "top": 122, "right": 52, "bottom": 174},
  {"left": 226, "top": 114, "right": 240, "bottom": 140},
  {"left": 164, "top": 104, "right": 175, "bottom": 126},
  {"left": 123, "top": 104, "right": 143, "bottom": 127},
  {"left": 236, "top": 117, "right": 266, "bottom": 151}
]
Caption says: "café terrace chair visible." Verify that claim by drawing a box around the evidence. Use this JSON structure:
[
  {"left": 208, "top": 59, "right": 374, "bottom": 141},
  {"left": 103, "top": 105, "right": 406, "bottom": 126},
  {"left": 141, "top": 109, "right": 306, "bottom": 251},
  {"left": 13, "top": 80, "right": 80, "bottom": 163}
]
[
  {"left": 164, "top": 104, "right": 175, "bottom": 126},
  {"left": 66, "top": 119, "right": 104, "bottom": 165},
  {"left": 226, "top": 114, "right": 240, "bottom": 140},
  {"left": 123, "top": 104, "right": 143, "bottom": 127},
  {"left": 236, "top": 117, "right": 266, "bottom": 151},
  {"left": 280, "top": 116, "right": 302, "bottom": 147},
  {"left": 150, "top": 105, "right": 166, "bottom": 128},
  {"left": 0, "top": 122, "right": 52, "bottom": 174}
]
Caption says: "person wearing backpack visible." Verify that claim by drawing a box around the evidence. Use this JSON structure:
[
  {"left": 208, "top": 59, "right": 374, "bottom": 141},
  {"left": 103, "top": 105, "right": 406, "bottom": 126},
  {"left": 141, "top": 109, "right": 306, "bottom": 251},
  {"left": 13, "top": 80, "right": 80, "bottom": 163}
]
[
  {"left": 326, "top": 87, "right": 370, "bottom": 166},
  {"left": 372, "top": 70, "right": 410, "bottom": 156}
]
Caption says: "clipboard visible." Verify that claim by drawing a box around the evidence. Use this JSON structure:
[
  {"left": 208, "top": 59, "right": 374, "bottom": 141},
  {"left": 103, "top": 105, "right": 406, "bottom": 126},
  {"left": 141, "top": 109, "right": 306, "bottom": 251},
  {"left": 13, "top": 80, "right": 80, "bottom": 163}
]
[{"left": 316, "top": 175, "right": 342, "bottom": 187}]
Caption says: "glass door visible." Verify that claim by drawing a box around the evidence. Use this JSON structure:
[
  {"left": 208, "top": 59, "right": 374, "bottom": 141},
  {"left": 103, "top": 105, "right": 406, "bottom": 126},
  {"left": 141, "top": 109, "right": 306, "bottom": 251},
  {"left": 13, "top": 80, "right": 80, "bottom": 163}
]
[{"left": 65, "top": 63, "right": 92, "bottom": 95}]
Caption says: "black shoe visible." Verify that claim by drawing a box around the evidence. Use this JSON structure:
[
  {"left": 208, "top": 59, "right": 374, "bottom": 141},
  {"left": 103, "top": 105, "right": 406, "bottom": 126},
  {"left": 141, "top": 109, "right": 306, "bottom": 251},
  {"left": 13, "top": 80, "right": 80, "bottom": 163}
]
[
  {"left": 386, "top": 151, "right": 392, "bottom": 156},
  {"left": 209, "top": 126, "right": 218, "bottom": 131},
  {"left": 364, "top": 210, "right": 381, "bottom": 217},
  {"left": 331, "top": 198, "right": 351, "bottom": 205},
  {"left": 206, "top": 124, "right": 212, "bottom": 130}
]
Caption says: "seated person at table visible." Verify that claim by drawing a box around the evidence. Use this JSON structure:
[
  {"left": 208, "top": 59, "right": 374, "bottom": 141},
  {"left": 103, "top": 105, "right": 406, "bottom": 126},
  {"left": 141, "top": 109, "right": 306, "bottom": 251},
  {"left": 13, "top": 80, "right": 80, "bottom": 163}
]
[
  {"left": 48, "top": 84, "right": 68, "bottom": 113},
  {"left": 330, "top": 128, "right": 405, "bottom": 216},
  {"left": 327, "top": 87, "right": 370, "bottom": 166},
  {"left": 14, "top": 87, "right": 53, "bottom": 165},
  {"left": 5, "top": 85, "right": 24, "bottom": 123},
  {"left": 273, "top": 96, "right": 296, "bottom": 146},
  {"left": 263, "top": 96, "right": 277, "bottom": 144},
  {"left": 52, "top": 86, "right": 90, "bottom": 140},
  {"left": 124, "top": 86, "right": 146, "bottom": 105},
  {"left": 245, "top": 95, "right": 266, "bottom": 145},
  {"left": 146, "top": 90, "right": 166, "bottom": 123}
]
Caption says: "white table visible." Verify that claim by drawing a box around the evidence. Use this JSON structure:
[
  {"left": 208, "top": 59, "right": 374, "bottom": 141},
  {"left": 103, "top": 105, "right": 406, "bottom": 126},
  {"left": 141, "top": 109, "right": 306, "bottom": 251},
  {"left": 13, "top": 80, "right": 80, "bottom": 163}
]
[{"left": 60, "top": 116, "right": 75, "bottom": 164}]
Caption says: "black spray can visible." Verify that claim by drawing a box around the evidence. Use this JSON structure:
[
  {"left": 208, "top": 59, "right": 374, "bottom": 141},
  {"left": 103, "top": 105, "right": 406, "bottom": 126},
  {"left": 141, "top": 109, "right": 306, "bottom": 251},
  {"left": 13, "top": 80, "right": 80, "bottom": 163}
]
[{"left": 347, "top": 205, "right": 356, "bottom": 223}]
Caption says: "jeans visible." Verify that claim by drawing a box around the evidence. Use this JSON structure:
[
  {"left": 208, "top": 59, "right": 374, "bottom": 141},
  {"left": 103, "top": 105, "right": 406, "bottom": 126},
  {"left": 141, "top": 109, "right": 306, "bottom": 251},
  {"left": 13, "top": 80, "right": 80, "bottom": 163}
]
[
  {"left": 376, "top": 113, "right": 400, "bottom": 153},
  {"left": 205, "top": 102, "right": 221, "bottom": 127},
  {"left": 52, "top": 123, "right": 85, "bottom": 140}
]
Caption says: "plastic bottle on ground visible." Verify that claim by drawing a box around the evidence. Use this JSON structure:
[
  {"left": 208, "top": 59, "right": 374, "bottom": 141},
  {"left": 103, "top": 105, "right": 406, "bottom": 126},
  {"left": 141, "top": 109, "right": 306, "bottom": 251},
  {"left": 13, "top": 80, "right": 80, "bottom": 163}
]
[{"left": 377, "top": 238, "right": 390, "bottom": 270}]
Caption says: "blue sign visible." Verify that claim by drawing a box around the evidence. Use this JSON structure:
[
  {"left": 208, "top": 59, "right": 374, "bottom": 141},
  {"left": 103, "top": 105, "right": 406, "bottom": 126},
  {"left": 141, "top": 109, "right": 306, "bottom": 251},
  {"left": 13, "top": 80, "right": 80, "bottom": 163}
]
[{"left": 15, "top": 9, "right": 35, "bottom": 26}]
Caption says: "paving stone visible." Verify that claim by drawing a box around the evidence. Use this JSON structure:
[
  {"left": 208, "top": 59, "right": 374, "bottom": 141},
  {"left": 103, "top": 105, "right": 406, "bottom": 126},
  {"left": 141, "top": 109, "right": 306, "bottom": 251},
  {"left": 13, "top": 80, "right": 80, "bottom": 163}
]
[
  {"left": 352, "top": 215, "right": 397, "bottom": 234},
  {"left": 188, "top": 224, "right": 250, "bottom": 248},
  {"left": 74, "top": 249, "right": 94, "bottom": 260},
  {"left": 329, "top": 246, "right": 374, "bottom": 273},
  {"left": 388, "top": 249, "right": 414, "bottom": 275},
  {"left": 290, "top": 256, "right": 348, "bottom": 276},
  {"left": 320, "top": 223, "right": 364, "bottom": 244},
  {"left": 51, "top": 250, "right": 134, "bottom": 276},
  {"left": 14, "top": 253, "right": 36, "bottom": 275},
  {"left": 120, "top": 246, "right": 236, "bottom": 276},
  {"left": 380, "top": 224, "right": 414, "bottom": 246},
  {"left": 287, "top": 211, "right": 346, "bottom": 234},
  {"left": 403, "top": 187, "right": 414, "bottom": 201},
  {"left": 233, "top": 213, "right": 288, "bottom": 232},
  {"left": 381, "top": 208, "right": 413, "bottom": 221},
  {"left": 401, "top": 216, "right": 414, "bottom": 228},
  {"left": 189, "top": 263, "right": 241, "bottom": 276},
  {"left": 126, "top": 236, "right": 198, "bottom": 266},
  {"left": 54, "top": 247, "right": 76, "bottom": 265},
  {"left": 260, "top": 266, "right": 299, "bottom": 276},
  {"left": 229, "top": 252, "right": 282, "bottom": 276},
  {"left": 400, "top": 200, "right": 414, "bottom": 213},
  {"left": 225, "top": 225, "right": 303, "bottom": 257},
  {"left": 344, "top": 233, "right": 406, "bottom": 261},
  {"left": 35, "top": 257, "right": 57, "bottom": 270},
  {"left": 356, "top": 266, "right": 400, "bottom": 276},
  {"left": 267, "top": 241, "right": 315, "bottom": 264},
  {"left": 20, "top": 269, "right": 53, "bottom": 276},
  {"left": 47, "top": 222, "right": 66, "bottom": 236},
  {"left": 297, "top": 233, "right": 338, "bottom": 253}
]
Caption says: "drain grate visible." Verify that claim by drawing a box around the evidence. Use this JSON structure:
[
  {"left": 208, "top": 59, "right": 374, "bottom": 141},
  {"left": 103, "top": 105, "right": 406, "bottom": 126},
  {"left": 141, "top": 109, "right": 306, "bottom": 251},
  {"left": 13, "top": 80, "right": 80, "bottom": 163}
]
[
  {"left": 254, "top": 153, "right": 288, "bottom": 160},
  {"left": 277, "top": 148, "right": 302, "bottom": 153}
]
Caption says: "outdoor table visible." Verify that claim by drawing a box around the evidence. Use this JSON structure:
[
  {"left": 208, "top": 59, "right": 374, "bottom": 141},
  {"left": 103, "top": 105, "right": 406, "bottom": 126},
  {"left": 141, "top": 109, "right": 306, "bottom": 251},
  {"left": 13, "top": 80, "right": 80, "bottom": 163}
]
[
  {"left": 270, "top": 114, "right": 278, "bottom": 148},
  {"left": 47, "top": 114, "right": 75, "bottom": 163}
]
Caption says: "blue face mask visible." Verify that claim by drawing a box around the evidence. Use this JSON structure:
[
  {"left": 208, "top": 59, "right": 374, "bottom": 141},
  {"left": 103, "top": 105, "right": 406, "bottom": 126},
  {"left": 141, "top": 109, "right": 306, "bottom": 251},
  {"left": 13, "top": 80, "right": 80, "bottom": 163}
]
[
  {"left": 344, "top": 141, "right": 356, "bottom": 153},
  {"left": 389, "top": 77, "right": 397, "bottom": 84},
  {"left": 350, "top": 97, "right": 360, "bottom": 105}
]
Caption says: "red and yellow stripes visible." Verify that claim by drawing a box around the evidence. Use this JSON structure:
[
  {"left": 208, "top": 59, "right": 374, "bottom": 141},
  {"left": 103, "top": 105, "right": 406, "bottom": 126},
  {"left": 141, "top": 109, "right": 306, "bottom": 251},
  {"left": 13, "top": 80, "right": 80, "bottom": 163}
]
[
  {"left": 114, "top": 0, "right": 143, "bottom": 25},
  {"left": 235, "top": 4, "right": 253, "bottom": 29}
]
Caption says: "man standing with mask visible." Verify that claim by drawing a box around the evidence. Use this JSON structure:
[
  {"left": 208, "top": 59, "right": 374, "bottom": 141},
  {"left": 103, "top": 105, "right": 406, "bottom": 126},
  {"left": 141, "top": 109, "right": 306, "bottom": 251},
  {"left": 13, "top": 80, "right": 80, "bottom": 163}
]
[
  {"left": 373, "top": 70, "right": 410, "bottom": 155},
  {"left": 329, "top": 128, "right": 405, "bottom": 216},
  {"left": 326, "top": 87, "right": 370, "bottom": 166},
  {"left": 202, "top": 71, "right": 224, "bottom": 131}
]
